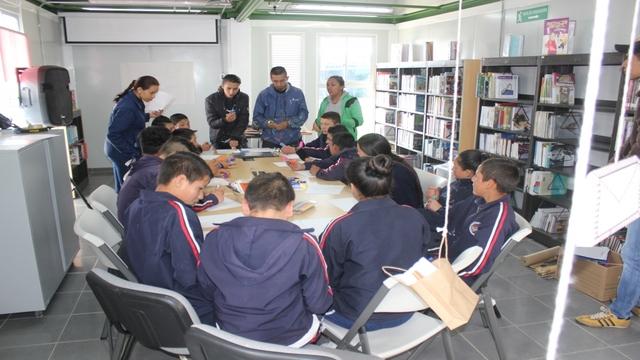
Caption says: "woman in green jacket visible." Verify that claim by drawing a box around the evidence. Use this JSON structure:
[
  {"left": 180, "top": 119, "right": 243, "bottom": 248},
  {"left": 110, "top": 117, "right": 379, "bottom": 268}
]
[{"left": 314, "top": 75, "right": 363, "bottom": 139}]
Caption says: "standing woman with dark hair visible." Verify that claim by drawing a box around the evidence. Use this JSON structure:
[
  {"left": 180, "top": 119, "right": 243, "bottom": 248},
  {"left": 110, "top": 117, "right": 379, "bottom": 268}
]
[
  {"left": 105, "top": 76, "right": 161, "bottom": 192},
  {"left": 320, "top": 155, "right": 430, "bottom": 330},
  {"left": 356, "top": 133, "right": 424, "bottom": 208},
  {"left": 314, "top": 76, "right": 363, "bottom": 139},
  {"left": 205, "top": 74, "right": 250, "bottom": 149}
]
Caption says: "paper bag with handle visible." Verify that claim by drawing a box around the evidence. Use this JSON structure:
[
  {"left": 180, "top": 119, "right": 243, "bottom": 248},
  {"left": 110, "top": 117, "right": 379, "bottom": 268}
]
[{"left": 383, "top": 234, "right": 479, "bottom": 330}]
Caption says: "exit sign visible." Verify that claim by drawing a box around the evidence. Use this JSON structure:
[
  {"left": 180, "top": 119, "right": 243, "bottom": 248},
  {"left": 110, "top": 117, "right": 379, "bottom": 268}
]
[{"left": 517, "top": 5, "right": 549, "bottom": 23}]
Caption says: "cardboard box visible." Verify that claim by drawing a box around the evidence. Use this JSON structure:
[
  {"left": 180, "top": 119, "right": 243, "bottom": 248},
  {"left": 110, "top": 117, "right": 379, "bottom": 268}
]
[{"left": 522, "top": 247, "right": 623, "bottom": 302}]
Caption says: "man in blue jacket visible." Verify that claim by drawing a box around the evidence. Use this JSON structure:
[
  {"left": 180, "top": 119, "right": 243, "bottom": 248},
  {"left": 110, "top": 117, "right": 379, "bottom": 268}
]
[
  {"left": 124, "top": 152, "right": 215, "bottom": 324},
  {"left": 198, "top": 173, "right": 332, "bottom": 347},
  {"left": 253, "top": 66, "right": 309, "bottom": 148}
]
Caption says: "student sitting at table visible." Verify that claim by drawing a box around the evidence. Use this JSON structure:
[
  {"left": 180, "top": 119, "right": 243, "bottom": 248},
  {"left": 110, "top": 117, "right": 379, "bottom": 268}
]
[
  {"left": 171, "top": 113, "right": 212, "bottom": 151},
  {"left": 319, "top": 155, "right": 430, "bottom": 330},
  {"left": 442, "top": 158, "right": 519, "bottom": 284},
  {"left": 124, "top": 152, "right": 216, "bottom": 324},
  {"left": 356, "top": 133, "right": 424, "bottom": 208},
  {"left": 172, "top": 128, "right": 208, "bottom": 154},
  {"left": 197, "top": 172, "right": 332, "bottom": 347},
  {"left": 288, "top": 132, "right": 356, "bottom": 183},
  {"left": 117, "top": 135, "right": 225, "bottom": 221},
  {"left": 151, "top": 115, "right": 175, "bottom": 132},
  {"left": 281, "top": 111, "right": 341, "bottom": 160}
]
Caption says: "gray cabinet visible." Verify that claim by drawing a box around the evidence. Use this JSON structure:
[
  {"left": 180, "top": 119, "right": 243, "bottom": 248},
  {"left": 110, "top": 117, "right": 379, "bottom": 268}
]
[{"left": 0, "top": 132, "right": 78, "bottom": 314}]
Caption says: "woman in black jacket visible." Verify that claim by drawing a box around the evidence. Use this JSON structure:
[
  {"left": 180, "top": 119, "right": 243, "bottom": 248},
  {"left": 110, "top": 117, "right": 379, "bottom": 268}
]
[
  {"left": 205, "top": 74, "right": 250, "bottom": 149},
  {"left": 356, "top": 133, "right": 424, "bottom": 208}
]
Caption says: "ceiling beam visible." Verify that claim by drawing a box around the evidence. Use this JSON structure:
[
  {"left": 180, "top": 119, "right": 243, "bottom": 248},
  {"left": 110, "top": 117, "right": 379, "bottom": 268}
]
[
  {"left": 249, "top": 12, "right": 394, "bottom": 24},
  {"left": 235, "top": 0, "right": 263, "bottom": 21},
  {"left": 282, "top": 0, "right": 438, "bottom": 10},
  {"left": 394, "top": 0, "right": 501, "bottom": 23}
]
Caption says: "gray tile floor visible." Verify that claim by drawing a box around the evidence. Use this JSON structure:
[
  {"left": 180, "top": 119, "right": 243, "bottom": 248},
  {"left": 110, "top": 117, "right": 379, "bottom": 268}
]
[{"left": 1, "top": 173, "right": 639, "bottom": 359}]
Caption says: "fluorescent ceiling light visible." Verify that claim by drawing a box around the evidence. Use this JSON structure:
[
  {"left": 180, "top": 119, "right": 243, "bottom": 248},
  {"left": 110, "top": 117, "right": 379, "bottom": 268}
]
[
  {"left": 291, "top": 4, "right": 393, "bottom": 14},
  {"left": 81, "top": 7, "right": 202, "bottom": 12},
  {"left": 269, "top": 11, "right": 378, "bottom": 18}
]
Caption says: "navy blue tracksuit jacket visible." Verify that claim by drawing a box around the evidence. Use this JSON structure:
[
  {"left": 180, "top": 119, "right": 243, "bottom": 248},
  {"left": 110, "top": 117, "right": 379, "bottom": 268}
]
[
  {"left": 446, "top": 195, "right": 518, "bottom": 284},
  {"left": 319, "top": 197, "right": 430, "bottom": 325},
  {"left": 198, "top": 217, "right": 332, "bottom": 346},
  {"left": 422, "top": 179, "right": 474, "bottom": 229},
  {"left": 297, "top": 134, "right": 330, "bottom": 160},
  {"left": 124, "top": 190, "right": 213, "bottom": 323},
  {"left": 306, "top": 147, "right": 358, "bottom": 183},
  {"left": 390, "top": 161, "right": 424, "bottom": 208}
]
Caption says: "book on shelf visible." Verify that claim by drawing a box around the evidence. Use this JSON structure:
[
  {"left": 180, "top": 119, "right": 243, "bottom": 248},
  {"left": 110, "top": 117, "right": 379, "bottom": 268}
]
[
  {"left": 502, "top": 34, "right": 524, "bottom": 57},
  {"left": 478, "top": 133, "right": 529, "bottom": 161},
  {"left": 530, "top": 206, "right": 570, "bottom": 234},
  {"left": 479, "top": 104, "right": 532, "bottom": 131},
  {"left": 66, "top": 125, "right": 79, "bottom": 144},
  {"left": 376, "top": 71, "right": 398, "bottom": 90},
  {"left": 539, "top": 72, "right": 575, "bottom": 105},
  {"left": 390, "top": 43, "right": 410, "bottom": 63},
  {"left": 524, "top": 169, "right": 568, "bottom": 196},
  {"left": 425, "top": 116, "right": 456, "bottom": 140},
  {"left": 428, "top": 72, "right": 461, "bottom": 95},
  {"left": 625, "top": 79, "right": 640, "bottom": 113},
  {"left": 533, "top": 111, "right": 581, "bottom": 139},
  {"left": 542, "top": 17, "right": 571, "bottom": 55},
  {"left": 398, "top": 112, "right": 424, "bottom": 131},
  {"left": 427, "top": 96, "right": 459, "bottom": 117},
  {"left": 398, "top": 94, "right": 425, "bottom": 112},
  {"left": 376, "top": 92, "right": 397, "bottom": 107},
  {"left": 425, "top": 41, "right": 434, "bottom": 61},
  {"left": 432, "top": 41, "right": 459, "bottom": 61},
  {"left": 599, "top": 231, "right": 626, "bottom": 254},
  {"left": 424, "top": 138, "right": 457, "bottom": 161},
  {"left": 375, "top": 108, "right": 396, "bottom": 125},
  {"left": 476, "top": 73, "right": 519, "bottom": 99},
  {"left": 401, "top": 74, "right": 427, "bottom": 91},
  {"left": 397, "top": 129, "right": 421, "bottom": 151},
  {"left": 534, "top": 141, "right": 576, "bottom": 168},
  {"left": 375, "top": 124, "right": 395, "bottom": 142}
]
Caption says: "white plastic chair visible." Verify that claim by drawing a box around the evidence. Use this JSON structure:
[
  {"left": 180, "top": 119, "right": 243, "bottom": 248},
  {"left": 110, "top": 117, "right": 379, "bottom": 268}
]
[
  {"left": 452, "top": 246, "right": 483, "bottom": 273},
  {"left": 321, "top": 277, "right": 452, "bottom": 360},
  {"left": 413, "top": 168, "right": 448, "bottom": 202},
  {"left": 88, "top": 184, "right": 124, "bottom": 235}
]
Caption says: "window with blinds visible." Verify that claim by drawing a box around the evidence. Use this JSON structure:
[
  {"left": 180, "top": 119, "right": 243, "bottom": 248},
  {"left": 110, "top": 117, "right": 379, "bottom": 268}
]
[{"left": 269, "top": 33, "right": 304, "bottom": 88}]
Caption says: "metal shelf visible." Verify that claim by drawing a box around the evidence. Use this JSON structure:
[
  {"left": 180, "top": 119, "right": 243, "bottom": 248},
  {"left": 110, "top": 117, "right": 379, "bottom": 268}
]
[{"left": 482, "top": 56, "right": 539, "bottom": 67}]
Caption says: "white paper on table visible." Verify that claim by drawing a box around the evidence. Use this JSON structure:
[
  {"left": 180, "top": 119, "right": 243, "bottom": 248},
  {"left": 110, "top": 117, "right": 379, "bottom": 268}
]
[
  {"left": 331, "top": 197, "right": 358, "bottom": 212},
  {"left": 306, "top": 183, "right": 345, "bottom": 195},
  {"left": 273, "top": 161, "right": 289, "bottom": 168},
  {"left": 201, "top": 153, "right": 221, "bottom": 161},
  {"left": 295, "top": 170, "right": 312, "bottom": 178},
  {"left": 145, "top": 91, "right": 174, "bottom": 112},
  {"left": 199, "top": 212, "right": 243, "bottom": 226},
  {"left": 242, "top": 148, "right": 276, "bottom": 153},
  {"left": 575, "top": 246, "right": 609, "bottom": 261},
  {"left": 209, "top": 198, "right": 242, "bottom": 212},
  {"left": 208, "top": 178, "right": 229, "bottom": 187},
  {"left": 282, "top": 154, "right": 300, "bottom": 160},
  {"left": 216, "top": 149, "right": 240, "bottom": 155},
  {"left": 292, "top": 217, "right": 334, "bottom": 236}
]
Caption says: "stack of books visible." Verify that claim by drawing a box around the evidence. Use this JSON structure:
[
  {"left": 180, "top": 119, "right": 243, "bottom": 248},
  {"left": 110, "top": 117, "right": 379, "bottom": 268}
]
[
  {"left": 397, "top": 130, "right": 421, "bottom": 151},
  {"left": 539, "top": 72, "right": 575, "bottom": 105},
  {"left": 427, "top": 96, "right": 458, "bottom": 117},
  {"left": 398, "top": 94, "right": 425, "bottom": 112},
  {"left": 401, "top": 74, "right": 427, "bottom": 92},
  {"left": 479, "top": 104, "right": 532, "bottom": 131},
  {"left": 428, "top": 72, "right": 460, "bottom": 95},
  {"left": 534, "top": 141, "right": 576, "bottom": 168},
  {"left": 478, "top": 133, "right": 529, "bottom": 161},
  {"left": 533, "top": 111, "right": 581, "bottom": 139},
  {"left": 424, "top": 139, "right": 457, "bottom": 161},
  {"left": 530, "top": 207, "right": 570, "bottom": 234},
  {"left": 476, "top": 73, "right": 519, "bottom": 99},
  {"left": 397, "top": 112, "right": 424, "bottom": 131},
  {"left": 425, "top": 116, "right": 455, "bottom": 140},
  {"left": 376, "top": 71, "right": 398, "bottom": 90}
]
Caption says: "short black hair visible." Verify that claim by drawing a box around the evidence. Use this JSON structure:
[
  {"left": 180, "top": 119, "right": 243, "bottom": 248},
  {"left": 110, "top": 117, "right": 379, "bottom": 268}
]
[
  {"left": 222, "top": 74, "right": 241, "bottom": 84},
  {"left": 172, "top": 128, "right": 197, "bottom": 141},
  {"left": 328, "top": 124, "right": 349, "bottom": 136},
  {"left": 170, "top": 113, "right": 189, "bottom": 124},
  {"left": 244, "top": 172, "right": 295, "bottom": 212},
  {"left": 477, "top": 158, "right": 520, "bottom": 193},
  {"left": 327, "top": 75, "right": 345, "bottom": 87},
  {"left": 158, "top": 137, "right": 193, "bottom": 156},
  {"left": 163, "top": 136, "right": 200, "bottom": 154},
  {"left": 157, "top": 152, "right": 213, "bottom": 185},
  {"left": 151, "top": 115, "right": 173, "bottom": 128},
  {"left": 270, "top": 66, "right": 287, "bottom": 76},
  {"left": 457, "top": 149, "right": 488, "bottom": 173},
  {"left": 346, "top": 155, "right": 393, "bottom": 197},
  {"left": 331, "top": 132, "right": 355, "bottom": 150},
  {"left": 138, "top": 126, "right": 171, "bottom": 155},
  {"left": 320, "top": 111, "right": 341, "bottom": 124}
]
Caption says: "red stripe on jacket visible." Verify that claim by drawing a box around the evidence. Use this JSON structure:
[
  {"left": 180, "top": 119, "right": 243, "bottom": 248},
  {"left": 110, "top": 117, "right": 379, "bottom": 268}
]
[{"left": 168, "top": 200, "right": 201, "bottom": 265}]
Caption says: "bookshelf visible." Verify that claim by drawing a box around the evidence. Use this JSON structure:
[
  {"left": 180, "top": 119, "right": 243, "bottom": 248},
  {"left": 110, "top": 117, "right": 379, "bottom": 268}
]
[
  {"left": 475, "top": 53, "right": 627, "bottom": 247},
  {"left": 54, "top": 109, "right": 88, "bottom": 192},
  {"left": 374, "top": 59, "right": 480, "bottom": 169}
]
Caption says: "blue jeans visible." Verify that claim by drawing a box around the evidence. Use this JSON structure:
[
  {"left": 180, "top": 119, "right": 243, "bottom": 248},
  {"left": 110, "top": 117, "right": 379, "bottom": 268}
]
[{"left": 610, "top": 217, "right": 640, "bottom": 319}]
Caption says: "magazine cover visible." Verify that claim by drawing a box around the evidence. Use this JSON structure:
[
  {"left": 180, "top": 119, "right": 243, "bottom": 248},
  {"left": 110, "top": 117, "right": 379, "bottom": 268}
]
[{"left": 542, "top": 17, "right": 570, "bottom": 55}]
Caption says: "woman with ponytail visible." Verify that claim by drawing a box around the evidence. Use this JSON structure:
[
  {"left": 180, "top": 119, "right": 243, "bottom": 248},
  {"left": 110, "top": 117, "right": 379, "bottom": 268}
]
[
  {"left": 319, "top": 155, "right": 431, "bottom": 330},
  {"left": 356, "top": 133, "right": 424, "bottom": 208},
  {"left": 105, "top": 76, "right": 161, "bottom": 191}
]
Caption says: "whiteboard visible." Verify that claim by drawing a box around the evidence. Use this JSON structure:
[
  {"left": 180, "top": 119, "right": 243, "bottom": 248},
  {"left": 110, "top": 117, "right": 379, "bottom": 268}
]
[
  {"left": 120, "top": 62, "right": 195, "bottom": 106},
  {"left": 62, "top": 13, "right": 218, "bottom": 44}
]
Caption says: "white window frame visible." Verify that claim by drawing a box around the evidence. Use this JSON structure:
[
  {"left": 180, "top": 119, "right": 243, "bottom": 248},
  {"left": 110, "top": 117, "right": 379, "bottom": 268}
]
[{"left": 268, "top": 32, "right": 305, "bottom": 90}]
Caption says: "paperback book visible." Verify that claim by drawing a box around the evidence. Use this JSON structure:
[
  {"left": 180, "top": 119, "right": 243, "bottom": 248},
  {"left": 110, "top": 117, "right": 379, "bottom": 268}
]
[{"left": 542, "top": 17, "right": 571, "bottom": 55}]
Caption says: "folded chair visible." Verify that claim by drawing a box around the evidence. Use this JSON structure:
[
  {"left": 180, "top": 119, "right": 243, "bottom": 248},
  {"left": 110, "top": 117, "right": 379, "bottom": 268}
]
[
  {"left": 186, "top": 324, "right": 382, "bottom": 360},
  {"left": 321, "top": 277, "right": 453, "bottom": 360},
  {"left": 88, "top": 184, "right": 124, "bottom": 235},
  {"left": 86, "top": 268, "right": 199, "bottom": 360},
  {"left": 470, "top": 213, "right": 532, "bottom": 360}
]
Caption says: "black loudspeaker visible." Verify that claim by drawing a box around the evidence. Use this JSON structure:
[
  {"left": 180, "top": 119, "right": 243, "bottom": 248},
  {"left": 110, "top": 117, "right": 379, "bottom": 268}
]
[{"left": 19, "top": 66, "right": 73, "bottom": 126}]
